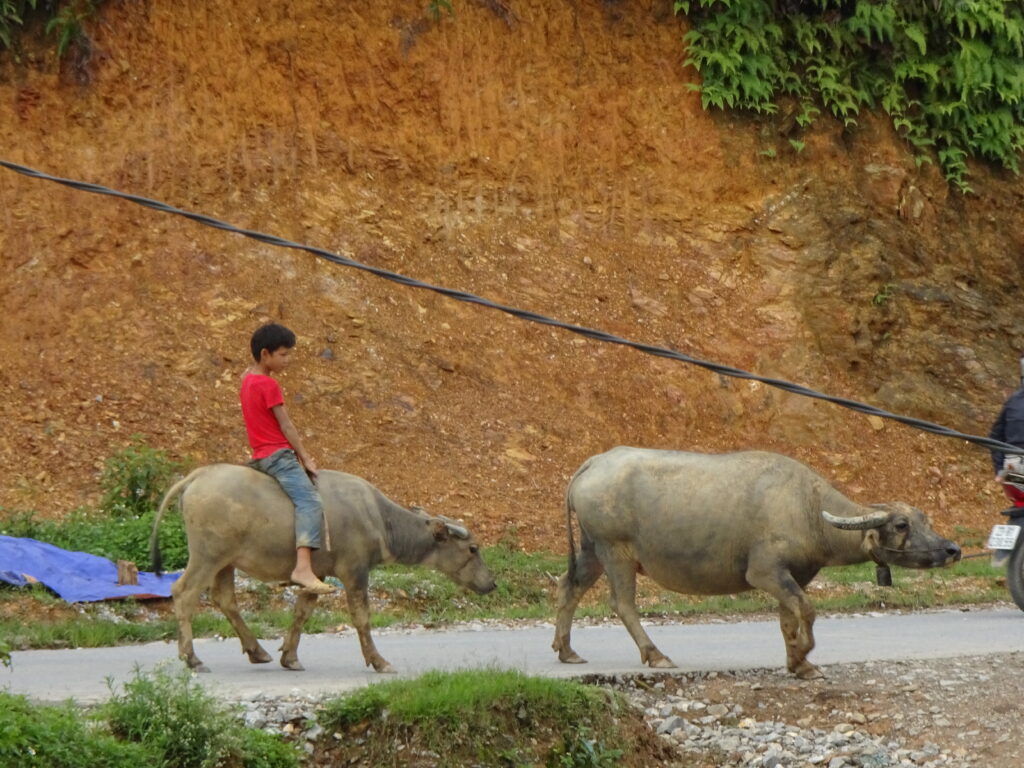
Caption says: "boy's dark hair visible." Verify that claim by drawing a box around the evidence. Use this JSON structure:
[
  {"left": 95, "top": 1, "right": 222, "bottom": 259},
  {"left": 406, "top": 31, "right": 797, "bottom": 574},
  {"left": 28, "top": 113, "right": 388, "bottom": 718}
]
[{"left": 250, "top": 323, "right": 296, "bottom": 361}]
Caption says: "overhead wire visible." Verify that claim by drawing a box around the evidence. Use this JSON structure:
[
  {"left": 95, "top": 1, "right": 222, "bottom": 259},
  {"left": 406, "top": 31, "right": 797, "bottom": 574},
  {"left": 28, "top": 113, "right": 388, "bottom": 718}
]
[{"left": 0, "top": 158, "right": 1016, "bottom": 455}]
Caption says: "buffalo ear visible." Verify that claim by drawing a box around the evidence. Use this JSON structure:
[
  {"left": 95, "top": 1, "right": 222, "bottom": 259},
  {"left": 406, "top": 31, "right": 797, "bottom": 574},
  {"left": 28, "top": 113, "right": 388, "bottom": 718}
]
[
  {"left": 860, "top": 528, "right": 881, "bottom": 557},
  {"left": 428, "top": 518, "right": 449, "bottom": 541}
]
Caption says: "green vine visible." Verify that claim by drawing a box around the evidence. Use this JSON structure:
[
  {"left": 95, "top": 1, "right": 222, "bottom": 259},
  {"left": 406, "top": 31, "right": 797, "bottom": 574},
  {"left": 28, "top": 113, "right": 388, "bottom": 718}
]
[
  {"left": 0, "top": 0, "right": 40, "bottom": 52},
  {"left": 677, "top": 0, "right": 1024, "bottom": 192},
  {"left": 1, "top": 0, "right": 98, "bottom": 60}
]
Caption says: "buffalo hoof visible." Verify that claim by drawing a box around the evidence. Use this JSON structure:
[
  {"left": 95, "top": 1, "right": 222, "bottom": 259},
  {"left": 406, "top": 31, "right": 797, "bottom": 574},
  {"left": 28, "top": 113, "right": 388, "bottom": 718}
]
[
  {"left": 795, "top": 664, "right": 824, "bottom": 680},
  {"left": 246, "top": 646, "right": 272, "bottom": 664},
  {"left": 558, "top": 650, "right": 588, "bottom": 664},
  {"left": 188, "top": 661, "right": 211, "bottom": 674},
  {"left": 647, "top": 657, "right": 676, "bottom": 669},
  {"left": 280, "top": 658, "right": 305, "bottom": 672},
  {"left": 371, "top": 661, "right": 395, "bottom": 674}
]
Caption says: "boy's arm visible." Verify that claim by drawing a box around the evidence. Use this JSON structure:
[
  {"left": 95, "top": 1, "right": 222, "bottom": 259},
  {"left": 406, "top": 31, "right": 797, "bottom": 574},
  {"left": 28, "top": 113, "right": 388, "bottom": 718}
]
[{"left": 271, "top": 404, "right": 318, "bottom": 477}]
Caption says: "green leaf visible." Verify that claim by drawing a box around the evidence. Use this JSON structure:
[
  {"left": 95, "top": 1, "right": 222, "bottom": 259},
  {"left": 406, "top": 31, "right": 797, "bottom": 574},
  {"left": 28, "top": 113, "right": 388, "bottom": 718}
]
[{"left": 904, "top": 23, "right": 927, "bottom": 56}]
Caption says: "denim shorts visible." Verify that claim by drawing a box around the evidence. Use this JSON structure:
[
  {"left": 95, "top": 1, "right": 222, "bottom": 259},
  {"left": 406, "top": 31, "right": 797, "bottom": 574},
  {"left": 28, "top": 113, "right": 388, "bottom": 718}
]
[{"left": 252, "top": 449, "right": 323, "bottom": 549}]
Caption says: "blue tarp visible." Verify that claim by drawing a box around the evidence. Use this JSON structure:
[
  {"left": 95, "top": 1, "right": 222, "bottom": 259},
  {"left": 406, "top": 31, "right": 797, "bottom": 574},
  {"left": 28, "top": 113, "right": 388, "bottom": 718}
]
[{"left": 0, "top": 534, "right": 179, "bottom": 602}]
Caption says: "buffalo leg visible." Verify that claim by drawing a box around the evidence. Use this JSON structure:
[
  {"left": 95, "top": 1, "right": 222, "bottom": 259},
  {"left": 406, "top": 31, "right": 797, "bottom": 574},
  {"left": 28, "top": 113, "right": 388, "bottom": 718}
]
[
  {"left": 171, "top": 560, "right": 219, "bottom": 672},
  {"left": 746, "top": 564, "right": 820, "bottom": 679},
  {"left": 602, "top": 549, "right": 674, "bottom": 668},
  {"left": 209, "top": 566, "right": 271, "bottom": 665},
  {"left": 552, "top": 539, "right": 604, "bottom": 664},
  {"left": 344, "top": 573, "right": 393, "bottom": 673},
  {"left": 279, "top": 591, "right": 319, "bottom": 671},
  {"left": 777, "top": 603, "right": 820, "bottom": 678}
]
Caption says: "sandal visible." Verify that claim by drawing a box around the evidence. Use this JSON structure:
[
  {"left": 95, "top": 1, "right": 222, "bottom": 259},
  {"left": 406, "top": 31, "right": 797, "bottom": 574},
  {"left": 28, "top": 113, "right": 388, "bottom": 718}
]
[{"left": 290, "top": 579, "right": 335, "bottom": 595}]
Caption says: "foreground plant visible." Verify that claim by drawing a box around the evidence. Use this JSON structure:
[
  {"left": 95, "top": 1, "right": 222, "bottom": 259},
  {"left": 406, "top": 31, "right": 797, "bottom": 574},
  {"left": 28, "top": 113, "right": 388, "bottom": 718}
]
[
  {"left": 0, "top": 668, "right": 300, "bottom": 768},
  {"left": 0, "top": 691, "right": 148, "bottom": 767},
  {"left": 102, "top": 665, "right": 299, "bottom": 768},
  {"left": 318, "top": 669, "right": 660, "bottom": 767}
]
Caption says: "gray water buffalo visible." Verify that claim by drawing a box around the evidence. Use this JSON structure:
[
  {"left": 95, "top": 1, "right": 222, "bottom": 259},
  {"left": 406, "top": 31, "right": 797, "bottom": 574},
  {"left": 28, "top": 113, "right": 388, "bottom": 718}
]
[
  {"left": 150, "top": 465, "right": 496, "bottom": 673},
  {"left": 552, "top": 447, "right": 961, "bottom": 679}
]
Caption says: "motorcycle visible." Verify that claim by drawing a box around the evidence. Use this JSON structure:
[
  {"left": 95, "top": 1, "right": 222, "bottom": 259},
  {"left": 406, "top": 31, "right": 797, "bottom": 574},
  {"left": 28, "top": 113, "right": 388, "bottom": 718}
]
[{"left": 988, "top": 465, "right": 1024, "bottom": 611}]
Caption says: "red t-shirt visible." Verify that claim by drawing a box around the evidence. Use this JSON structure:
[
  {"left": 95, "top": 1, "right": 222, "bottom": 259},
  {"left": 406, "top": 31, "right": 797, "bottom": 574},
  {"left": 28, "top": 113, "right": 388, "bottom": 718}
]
[{"left": 240, "top": 373, "right": 292, "bottom": 459}]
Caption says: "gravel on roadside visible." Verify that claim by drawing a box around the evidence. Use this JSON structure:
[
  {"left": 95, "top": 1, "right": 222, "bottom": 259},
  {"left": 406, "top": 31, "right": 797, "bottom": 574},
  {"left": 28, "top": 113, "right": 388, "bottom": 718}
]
[{"left": 228, "top": 651, "right": 1024, "bottom": 767}]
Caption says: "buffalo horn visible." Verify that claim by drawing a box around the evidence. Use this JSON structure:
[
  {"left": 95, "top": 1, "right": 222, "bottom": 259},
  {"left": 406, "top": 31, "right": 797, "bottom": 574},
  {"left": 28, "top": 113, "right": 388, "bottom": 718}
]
[
  {"left": 436, "top": 514, "right": 469, "bottom": 539},
  {"left": 821, "top": 509, "right": 889, "bottom": 530}
]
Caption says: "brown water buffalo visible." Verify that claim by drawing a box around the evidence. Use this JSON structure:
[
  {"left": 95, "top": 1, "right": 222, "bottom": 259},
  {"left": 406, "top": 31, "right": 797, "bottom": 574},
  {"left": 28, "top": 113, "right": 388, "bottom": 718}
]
[
  {"left": 150, "top": 465, "right": 496, "bottom": 673},
  {"left": 552, "top": 447, "right": 962, "bottom": 679}
]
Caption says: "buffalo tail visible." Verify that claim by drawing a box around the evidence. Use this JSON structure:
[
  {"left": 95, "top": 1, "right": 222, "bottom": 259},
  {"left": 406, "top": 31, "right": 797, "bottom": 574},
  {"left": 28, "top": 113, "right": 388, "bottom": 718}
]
[
  {"left": 564, "top": 457, "right": 596, "bottom": 587},
  {"left": 149, "top": 468, "right": 204, "bottom": 576}
]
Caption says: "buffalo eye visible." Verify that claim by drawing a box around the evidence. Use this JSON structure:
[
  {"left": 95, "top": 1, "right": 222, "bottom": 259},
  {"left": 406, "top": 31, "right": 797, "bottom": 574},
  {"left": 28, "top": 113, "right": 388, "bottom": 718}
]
[
  {"left": 469, "top": 545, "right": 479, "bottom": 555},
  {"left": 894, "top": 521, "right": 909, "bottom": 533}
]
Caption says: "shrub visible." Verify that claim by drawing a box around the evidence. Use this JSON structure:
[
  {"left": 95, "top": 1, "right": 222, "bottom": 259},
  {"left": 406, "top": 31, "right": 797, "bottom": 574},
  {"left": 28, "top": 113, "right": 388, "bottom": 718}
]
[
  {"left": 0, "top": 505, "right": 189, "bottom": 571},
  {"left": 0, "top": 677, "right": 300, "bottom": 768},
  {"left": 100, "top": 436, "right": 185, "bottom": 519},
  {"left": 45, "top": 0, "right": 94, "bottom": 57},
  {"left": 677, "top": 0, "right": 1024, "bottom": 191},
  {"left": 239, "top": 729, "right": 302, "bottom": 768},
  {"left": 0, "top": 691, "right": 151, "bottom": 767},
  {"left": 103, "top": 665, "right": 299, "bottom": 768}
]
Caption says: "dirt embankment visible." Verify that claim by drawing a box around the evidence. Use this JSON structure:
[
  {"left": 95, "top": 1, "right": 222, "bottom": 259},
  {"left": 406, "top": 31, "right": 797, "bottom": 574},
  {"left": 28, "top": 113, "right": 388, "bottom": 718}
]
[{"left": 1, "top": 0, "right": 1023, "bottom": 550}]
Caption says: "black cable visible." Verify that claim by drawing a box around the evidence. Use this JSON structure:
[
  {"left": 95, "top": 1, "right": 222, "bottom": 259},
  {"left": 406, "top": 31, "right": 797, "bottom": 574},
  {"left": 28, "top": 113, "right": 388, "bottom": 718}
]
[{"left": 1, "top": 158, "right": 1017, "bottom": 455}]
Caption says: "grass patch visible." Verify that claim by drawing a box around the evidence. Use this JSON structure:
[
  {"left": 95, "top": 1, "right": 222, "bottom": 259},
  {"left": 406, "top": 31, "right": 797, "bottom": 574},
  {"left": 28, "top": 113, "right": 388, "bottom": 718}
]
[
  {"left": 316, "top": 668, "right": 669, "bottom": 767},
  {"left": 0, "top": 665, "right": 300, "bottom": 768},
  {"left": 369, "top": 542, "right": 565, "bottom": 623},
  {"left": 0, "top": 613, "right": 176, "bottom": 650}
]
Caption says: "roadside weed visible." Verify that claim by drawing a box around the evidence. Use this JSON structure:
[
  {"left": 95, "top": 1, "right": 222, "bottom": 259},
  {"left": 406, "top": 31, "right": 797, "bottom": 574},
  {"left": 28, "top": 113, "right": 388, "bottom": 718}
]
[
  {"left": 0, "top": 691, "right": 150, "bottom": 767},
  {"left": 103, "top": 665, "right": 298, "bottom": 768}
]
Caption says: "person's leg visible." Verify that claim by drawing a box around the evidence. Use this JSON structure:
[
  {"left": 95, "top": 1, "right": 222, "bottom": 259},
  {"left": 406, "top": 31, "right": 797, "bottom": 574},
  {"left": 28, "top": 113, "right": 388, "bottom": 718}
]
[
  {"left": 294, "top": 545, "right": 318, "bottom": 582},
  {"left": 256, "top": 450, "right": 332, "bottom": 593}
]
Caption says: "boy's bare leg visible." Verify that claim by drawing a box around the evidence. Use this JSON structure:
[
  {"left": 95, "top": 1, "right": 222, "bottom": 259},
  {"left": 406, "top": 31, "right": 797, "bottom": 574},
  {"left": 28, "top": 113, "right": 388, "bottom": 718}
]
[{"left": 291, "top": 546, "right": 333, "bottom": 593}]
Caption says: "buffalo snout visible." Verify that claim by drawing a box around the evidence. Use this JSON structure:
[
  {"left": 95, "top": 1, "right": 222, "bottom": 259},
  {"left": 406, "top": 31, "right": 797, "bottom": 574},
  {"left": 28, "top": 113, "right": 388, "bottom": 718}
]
[
  {"left": 890, "top": 530, "right": 963, "bottom": 569},
  {"left": 438, "top": 545, "right": 497, "bottom": 595},
  {"left": 940, "top": 540, "right": 962, "bottom": 566},
  {"left": 463, "top": 555, "right": 497, "bottom": 594},
  {"left": 471, "top": 575, "right": 498, "bottom": 595}
]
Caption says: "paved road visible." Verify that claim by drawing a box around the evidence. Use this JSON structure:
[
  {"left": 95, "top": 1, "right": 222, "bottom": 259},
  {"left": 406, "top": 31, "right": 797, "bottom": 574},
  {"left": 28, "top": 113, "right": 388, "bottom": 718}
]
[{"left": 4, "top": 608, "right": 1023, "bottom": 704}]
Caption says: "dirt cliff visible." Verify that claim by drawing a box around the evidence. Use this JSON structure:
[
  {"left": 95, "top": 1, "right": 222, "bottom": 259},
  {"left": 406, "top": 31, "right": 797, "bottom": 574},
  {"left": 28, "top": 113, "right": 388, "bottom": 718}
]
[{"left": 1, "top": 0, "right": 1022, "bottom": 551}]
